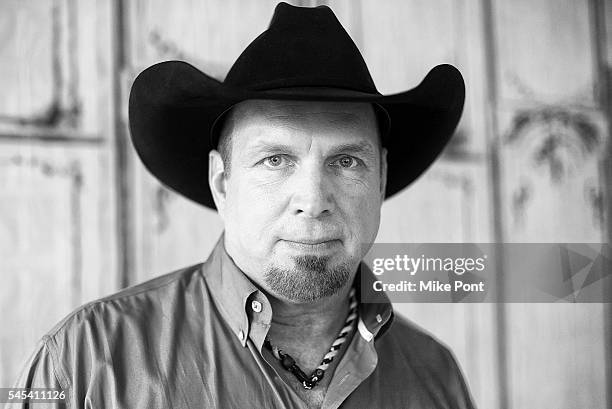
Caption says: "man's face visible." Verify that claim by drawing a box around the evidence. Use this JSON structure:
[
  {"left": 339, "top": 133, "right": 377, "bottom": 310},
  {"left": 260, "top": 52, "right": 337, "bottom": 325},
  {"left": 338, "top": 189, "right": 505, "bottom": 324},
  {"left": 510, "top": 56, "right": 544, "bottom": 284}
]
[{"left": 209, "top": 100, "right": 387, "bottom": 303}]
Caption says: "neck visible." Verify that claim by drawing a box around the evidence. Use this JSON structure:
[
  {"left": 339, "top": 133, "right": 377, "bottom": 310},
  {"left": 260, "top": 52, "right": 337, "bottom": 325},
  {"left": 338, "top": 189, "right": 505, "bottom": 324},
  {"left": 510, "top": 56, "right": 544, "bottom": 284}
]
[{"left": 264, "top": 284, "right": 354, "bottom": 352}]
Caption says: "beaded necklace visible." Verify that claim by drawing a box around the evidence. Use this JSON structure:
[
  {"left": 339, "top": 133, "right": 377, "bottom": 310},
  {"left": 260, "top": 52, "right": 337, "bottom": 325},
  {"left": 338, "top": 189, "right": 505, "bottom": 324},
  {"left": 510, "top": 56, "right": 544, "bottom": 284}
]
[{"left": 263, "top": 288, "right": 358, "bottom": 389}]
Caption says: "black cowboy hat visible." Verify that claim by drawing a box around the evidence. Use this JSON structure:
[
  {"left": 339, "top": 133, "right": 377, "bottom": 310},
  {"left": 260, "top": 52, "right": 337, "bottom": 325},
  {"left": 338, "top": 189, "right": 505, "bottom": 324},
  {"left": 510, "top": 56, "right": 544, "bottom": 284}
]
[{"left": 129, "top": 2, "right": 465, "bottom": 210}]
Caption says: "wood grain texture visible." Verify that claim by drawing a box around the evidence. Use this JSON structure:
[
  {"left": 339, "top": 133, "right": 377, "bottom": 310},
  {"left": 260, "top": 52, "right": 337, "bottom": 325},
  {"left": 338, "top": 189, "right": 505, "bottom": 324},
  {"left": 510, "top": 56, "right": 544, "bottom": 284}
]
[
  {"left": 131, "top": 169, "right": 223, "bottom": 284},
  {"left": 490, "top": 0, "right": 609, "bottom": 407},
  {"left": 0, "top": 1, "right": 56, "bottom": 121},
  {"left": 494, "top": 0, "right": 596, "bottom": 106},
  {"left": 595, "top": 1, "right": 612, "bottom": 406},
  {"left": 0, "top": 0, "right": 118, "bottom": 387},
  {"left": 0, "top": 1, "right": 598, "bottom": 407},
  {"left": 360, "top": 0, "right": 458, "bottom": 93},
  {"left": 0, "top": 143, "right": 116, "bottom": 386},
  {"left": 382, "top": 163, "right": 500, "bottom": 409},
  {"left": 358, "top": 1, "right": 499, "bottom": 406},
  {"left": 500, "top": 108, "right": 606, "bottom": 241},
  {"left": 127, "top": 0, "right": 298, "bottom": 77},
  {"left": 505, "top": 303, "right": 607, "bottom": 409}
]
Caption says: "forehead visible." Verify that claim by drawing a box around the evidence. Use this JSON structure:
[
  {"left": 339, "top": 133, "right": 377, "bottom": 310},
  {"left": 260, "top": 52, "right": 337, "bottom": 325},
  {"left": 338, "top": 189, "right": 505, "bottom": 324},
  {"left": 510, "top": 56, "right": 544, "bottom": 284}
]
[{"left": 228, "top": 99, "right": 379, "bottom": 148}]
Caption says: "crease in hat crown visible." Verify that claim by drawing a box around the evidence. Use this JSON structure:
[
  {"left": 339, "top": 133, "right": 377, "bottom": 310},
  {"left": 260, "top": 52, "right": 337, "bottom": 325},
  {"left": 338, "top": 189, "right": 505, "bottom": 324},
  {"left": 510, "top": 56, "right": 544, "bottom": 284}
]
[{"left": 224, "top": 2, "right": 378, "bottom": 93}]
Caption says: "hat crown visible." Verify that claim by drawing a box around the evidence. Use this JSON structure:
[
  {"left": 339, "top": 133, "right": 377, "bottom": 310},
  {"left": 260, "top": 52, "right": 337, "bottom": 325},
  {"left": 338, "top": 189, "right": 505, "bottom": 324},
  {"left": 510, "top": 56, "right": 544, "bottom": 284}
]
[{"left": 224, "top": 2, "right": 378, "bottom": 93}]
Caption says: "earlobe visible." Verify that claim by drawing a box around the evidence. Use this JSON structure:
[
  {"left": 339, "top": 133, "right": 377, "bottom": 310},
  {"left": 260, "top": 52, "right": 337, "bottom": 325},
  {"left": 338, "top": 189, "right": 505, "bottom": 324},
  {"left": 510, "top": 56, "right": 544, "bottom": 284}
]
[{"left": 208, "top": 150, "right": 227, "bottom": 216}]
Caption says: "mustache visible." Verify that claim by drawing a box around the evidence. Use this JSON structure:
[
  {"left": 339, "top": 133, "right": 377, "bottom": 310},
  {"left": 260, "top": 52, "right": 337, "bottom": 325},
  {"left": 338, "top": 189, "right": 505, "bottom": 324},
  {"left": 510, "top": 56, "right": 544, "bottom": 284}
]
[{"left": 280, "top": 224, "right": 344, "bottom": 242}]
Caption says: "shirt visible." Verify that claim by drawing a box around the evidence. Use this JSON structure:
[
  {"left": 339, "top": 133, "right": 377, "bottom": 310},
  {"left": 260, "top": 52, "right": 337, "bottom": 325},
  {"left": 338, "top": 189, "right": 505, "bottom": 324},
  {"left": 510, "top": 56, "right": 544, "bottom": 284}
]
[{"left": 10, "top": 234, "right": 475, "bottom": 409}]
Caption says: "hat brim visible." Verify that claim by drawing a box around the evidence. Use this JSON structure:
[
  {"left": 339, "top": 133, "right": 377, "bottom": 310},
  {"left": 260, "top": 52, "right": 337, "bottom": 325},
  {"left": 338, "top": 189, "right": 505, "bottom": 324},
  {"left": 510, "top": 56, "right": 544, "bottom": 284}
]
[{"left": 129, "top": 60, "right": 465, "bottom": 209}]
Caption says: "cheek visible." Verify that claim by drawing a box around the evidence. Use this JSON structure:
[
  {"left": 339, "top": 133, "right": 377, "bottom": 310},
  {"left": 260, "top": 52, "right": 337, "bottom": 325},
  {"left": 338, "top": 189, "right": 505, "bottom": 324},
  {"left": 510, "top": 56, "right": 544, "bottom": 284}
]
[
  {"left": 341, "top": 188, "right": 382, "bottom": 241},
  {"left": 224, "top": 178, "right": 283, "bottom": 238}
]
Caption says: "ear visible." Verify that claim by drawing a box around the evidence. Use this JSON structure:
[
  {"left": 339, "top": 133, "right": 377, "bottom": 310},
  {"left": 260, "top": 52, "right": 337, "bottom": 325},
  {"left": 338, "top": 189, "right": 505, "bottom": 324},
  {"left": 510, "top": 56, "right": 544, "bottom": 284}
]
[
  {"left": 379, "top": 147, "right": 388, "bottom": 202},
  {"left": 208, "top": 149, "right": 227, "bottom": 218}
]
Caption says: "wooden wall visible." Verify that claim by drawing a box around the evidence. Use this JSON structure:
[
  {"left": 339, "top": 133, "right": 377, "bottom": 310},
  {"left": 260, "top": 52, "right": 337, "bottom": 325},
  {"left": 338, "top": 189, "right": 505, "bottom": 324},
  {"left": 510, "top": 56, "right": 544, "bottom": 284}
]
[
  {"left": 490, "top": 1, "right": 608, "bottom": 407},
  {"left": 0, "top": 0, "right": 118, "bottom": 387},
  {"left": 1, "top": 1, "right": 610, "bottom": 408}
]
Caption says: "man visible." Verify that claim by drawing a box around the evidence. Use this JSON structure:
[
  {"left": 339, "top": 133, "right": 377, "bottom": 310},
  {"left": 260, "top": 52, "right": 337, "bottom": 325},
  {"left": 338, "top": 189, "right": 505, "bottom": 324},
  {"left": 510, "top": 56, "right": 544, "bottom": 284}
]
[{"left": 12, "top": 3, "right": 473, "bottom": 408}]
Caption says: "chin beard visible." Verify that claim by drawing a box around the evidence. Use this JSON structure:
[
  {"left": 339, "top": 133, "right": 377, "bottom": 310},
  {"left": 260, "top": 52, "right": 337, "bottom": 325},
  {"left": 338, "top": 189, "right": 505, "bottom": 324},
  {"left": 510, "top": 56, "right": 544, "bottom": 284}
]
[{"left": 264, "top": 255, "right": 354, "bottom": 302}]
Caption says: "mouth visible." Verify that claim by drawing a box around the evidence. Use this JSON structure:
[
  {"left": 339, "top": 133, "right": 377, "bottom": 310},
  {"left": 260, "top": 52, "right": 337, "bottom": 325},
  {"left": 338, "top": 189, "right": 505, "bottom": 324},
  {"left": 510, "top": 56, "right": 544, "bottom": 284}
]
[
  {"left": 285, "top": 238, "right": 340, "bottom": 245},
  {"left": 280, "top": 238, "right": 341, "bottom": 252}
]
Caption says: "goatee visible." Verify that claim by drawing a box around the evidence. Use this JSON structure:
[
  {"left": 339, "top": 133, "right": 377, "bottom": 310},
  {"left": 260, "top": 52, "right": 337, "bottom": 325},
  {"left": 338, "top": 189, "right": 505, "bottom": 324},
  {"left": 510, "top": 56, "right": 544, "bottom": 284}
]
[{"left": 264, "top": 255, "right": 353, "bottom": 302}]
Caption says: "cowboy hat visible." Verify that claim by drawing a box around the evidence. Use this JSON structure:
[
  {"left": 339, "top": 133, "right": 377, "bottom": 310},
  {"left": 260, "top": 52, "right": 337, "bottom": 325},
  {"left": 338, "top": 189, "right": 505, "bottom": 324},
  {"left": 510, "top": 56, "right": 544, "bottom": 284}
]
[{"left": 129, "top": 2, "right": 465, "bottom": 210}]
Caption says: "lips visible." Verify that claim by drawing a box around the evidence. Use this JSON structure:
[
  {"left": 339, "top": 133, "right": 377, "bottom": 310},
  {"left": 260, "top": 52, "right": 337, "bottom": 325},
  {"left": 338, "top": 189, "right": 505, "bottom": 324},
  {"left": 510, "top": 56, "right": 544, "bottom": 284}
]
[
  {"left": 279, "top": 224, "right": 343, "bottom": 245},
  {"left": 280, "top": 239, "right": 341, "bottom": 253},
  {"left": 284, "top": 238, "right": 340, "bottom": 245}
]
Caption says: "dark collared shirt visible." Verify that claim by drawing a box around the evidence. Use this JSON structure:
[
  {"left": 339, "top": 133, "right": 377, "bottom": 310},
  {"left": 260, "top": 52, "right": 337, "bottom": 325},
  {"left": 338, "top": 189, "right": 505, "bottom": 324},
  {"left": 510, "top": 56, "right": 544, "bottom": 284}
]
[{"left": 11, "top": 235, "right": 474, "bottom": 408}]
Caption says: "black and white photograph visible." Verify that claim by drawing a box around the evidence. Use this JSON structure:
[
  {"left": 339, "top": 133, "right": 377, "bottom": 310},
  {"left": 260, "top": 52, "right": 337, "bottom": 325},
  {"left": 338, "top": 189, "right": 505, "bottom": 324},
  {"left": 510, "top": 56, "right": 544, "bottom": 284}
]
[{"left": 1, "top": 1, "right": 611, "bottom": 408}]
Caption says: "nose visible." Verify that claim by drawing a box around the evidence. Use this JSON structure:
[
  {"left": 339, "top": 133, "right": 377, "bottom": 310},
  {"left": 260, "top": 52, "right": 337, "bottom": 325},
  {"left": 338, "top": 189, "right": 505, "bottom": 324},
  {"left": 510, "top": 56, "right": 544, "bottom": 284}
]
[{"left": 289, "top": 163, "right": 335, "bottom": 218}]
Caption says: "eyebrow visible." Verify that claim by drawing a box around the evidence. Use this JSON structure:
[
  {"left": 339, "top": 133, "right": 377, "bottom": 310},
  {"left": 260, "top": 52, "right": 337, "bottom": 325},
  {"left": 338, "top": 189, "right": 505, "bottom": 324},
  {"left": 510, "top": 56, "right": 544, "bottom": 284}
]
[
  {"left": 328, "top": 142, "right": 376, "bottom": 159},
  {"left": 245, "top": 140, "right": 377, "bottom": 160},
  {"left": 244, "top": 142, "right": 295, "bottom": 156}
]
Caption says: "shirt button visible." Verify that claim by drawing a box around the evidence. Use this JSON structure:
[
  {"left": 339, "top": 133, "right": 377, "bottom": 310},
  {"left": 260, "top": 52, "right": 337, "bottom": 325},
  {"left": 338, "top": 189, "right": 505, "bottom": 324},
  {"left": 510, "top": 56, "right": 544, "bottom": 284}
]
[
  {"left": 376, "top": 314, "right": 383, "bottom": 323},
  {"left": 238, "top": 330, "right": 245, "bottom": 341},
  {"left": 251, "top": 300, "right": 262, "bottom": 313}
]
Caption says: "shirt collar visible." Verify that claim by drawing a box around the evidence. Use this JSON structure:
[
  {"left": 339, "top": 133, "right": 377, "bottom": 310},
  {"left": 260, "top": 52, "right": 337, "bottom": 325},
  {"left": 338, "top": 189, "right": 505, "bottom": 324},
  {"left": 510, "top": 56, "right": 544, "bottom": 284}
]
[
  {"left": 355, "top": 262, "right": 394, "bottom": 341},
  {"left": 202, "top": 233, "right": 394, "bottom": 348},
  {"left": 202, "top": 233, "right": 266, "bottom": 349}
]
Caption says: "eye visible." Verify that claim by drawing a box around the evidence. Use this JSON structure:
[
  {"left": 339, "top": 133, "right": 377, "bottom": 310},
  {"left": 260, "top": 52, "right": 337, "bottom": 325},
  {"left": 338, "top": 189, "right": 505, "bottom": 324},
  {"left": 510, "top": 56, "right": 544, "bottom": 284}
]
[
  {"left": 262, "top": 154, "right": 290, "bottom": 168},
  {"left": 331, "top": 155, "right": 360, "bottom": 168}
]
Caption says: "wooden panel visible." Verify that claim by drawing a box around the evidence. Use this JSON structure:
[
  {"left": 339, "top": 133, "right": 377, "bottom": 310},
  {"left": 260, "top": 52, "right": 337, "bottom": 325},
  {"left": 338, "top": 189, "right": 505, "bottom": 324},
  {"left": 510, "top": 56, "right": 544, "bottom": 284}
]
[
  {"left": 491, "top": 1, "right": 609, "bottom": 408},
  {"left": 396, "top": 303, "right": 499, "bottom": 408},
  {"left": 498, "top": 106, "right": 608, "bottom": 409},
  {"left": 381, "top": 161, "right": 499, "bottom": 409},
  {"left": 360, "top": 0, "right": 489, "bottom": 157},
  {"left": 0, "top": 0, "right": 117, "bottom": 387},
  {"left": 599, "top": 1, "right": 612, "bottom": 405},
  {"left": 357, "top": 1, "right": 499, "bottom": 406},
  {"left": 500, "top": 108, "right": 607, "bottom": 241},
  {"left": 0, "top": 0, "right": 110, "bottom": 138},
  {"left": 0, "top": 1, "right": 55, "bottom": 121},
  {"left": 380, "top": 162, "right": 490, "bottom": 243},
  {"left": 494, "top": 0, "right": 596, "bottom": 105},
  {"left": 0, "top": 143, "right": 117, "bottom": 386},
  {"left": 131, "top": 168, "right": 223, "bottom": 284},
  {"left": 75, "top": 0, "right": 114, "bottom": 134},
  {"left": 360, "top": 0, "right": 459, "bottom": 93},
  {"left": 506, "top": 304, "right": 607, "bottom": 409},
  {"left": 128, "top": 0, "right": 306, "bottom": 76}
]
